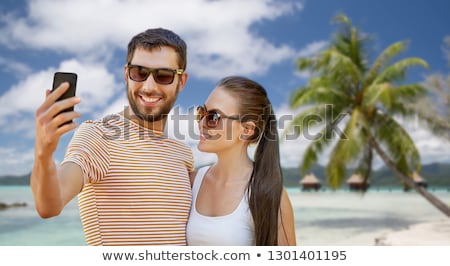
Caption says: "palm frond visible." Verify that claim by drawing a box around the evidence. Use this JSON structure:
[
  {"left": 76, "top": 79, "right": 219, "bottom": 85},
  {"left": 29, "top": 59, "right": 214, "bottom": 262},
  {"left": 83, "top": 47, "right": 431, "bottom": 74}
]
[
  {"left": 297, "top": 57, "right": 317, "bottom": 71},
  {"left": 326, "top": 154, "right": 347, "bottom": 189},
  {"left": 364, "top": 41, "right": 408, "bottom": 87},
  {"left": 332, "top": 13, "right": 352, "bottom": 26},
  {"left": 289, "top": 81, "right": 350, "bottom": 109},
  {"left": 320, "top": 49, "right": 363, "bottom": 85},
  {"left": 375, "top": 57, "right": 429, "bottom": 84},
  {"left": 282, "top": 105, "right": 328, "bottom": 140},
  {"left": 300, "top": 127, "right": 329, "bottom": 175},
  {"left": 372, "top": 111, "right": 421, "bottom": 173},
  {"left": 362, "top": 82, "right": 394, "bottom": 109},
  {"left": 325, "top": 109, "right": 366, "bottom": 188}
]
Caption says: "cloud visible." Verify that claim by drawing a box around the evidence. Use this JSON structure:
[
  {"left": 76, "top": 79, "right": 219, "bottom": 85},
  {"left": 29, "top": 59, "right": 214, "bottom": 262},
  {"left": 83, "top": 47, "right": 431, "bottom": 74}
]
[
  {"left": 400, "top": 118, "right": 450, "bottom": 165},
  {"left": 297, "top": 40, "right": 328, "bottom": 57},
  {"left": 0, "top": 59, "right": 122, "bottom": 133},
  {"left": 0, "top": 147, "right": 34, "bottom": 175},
  {"left": 0, "top": 0, "right": 303, "bottom": 79},
  {"left": 0, "top": 56, "right": 32, "bottom": 78}
]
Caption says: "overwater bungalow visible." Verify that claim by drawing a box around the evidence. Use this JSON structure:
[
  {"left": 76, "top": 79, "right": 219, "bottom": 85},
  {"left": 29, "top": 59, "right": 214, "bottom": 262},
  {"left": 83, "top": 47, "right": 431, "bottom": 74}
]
[
  {"left": 346, "top": 173, "right": 370, "bottom": 192},
  {"left": 299, "top": 173, "right": 321, "bottom": 191},
  {"left": 412, "top": 171, "right": 428, "bottom": 188},
  {"left": 404, "top": 171, "right": 428, "bottom": 191}
]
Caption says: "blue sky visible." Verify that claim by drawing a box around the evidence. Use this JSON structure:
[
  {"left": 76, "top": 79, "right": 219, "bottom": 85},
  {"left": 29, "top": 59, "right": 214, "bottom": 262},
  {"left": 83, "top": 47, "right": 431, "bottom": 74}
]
[{"left": 0, "top": 0, "right": 449, "bottom": 175}]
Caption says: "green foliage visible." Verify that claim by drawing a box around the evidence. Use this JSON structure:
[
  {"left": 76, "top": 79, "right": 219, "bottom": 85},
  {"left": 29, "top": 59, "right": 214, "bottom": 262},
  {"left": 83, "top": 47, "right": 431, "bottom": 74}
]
[{"left": 287, "top": 13, "right": 429, "bottom": 188}]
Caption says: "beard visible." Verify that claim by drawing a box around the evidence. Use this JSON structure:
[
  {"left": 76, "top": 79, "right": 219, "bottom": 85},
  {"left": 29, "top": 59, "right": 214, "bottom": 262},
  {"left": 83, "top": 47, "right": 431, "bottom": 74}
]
[
  {"left": 128, "top": 99, "right": 172, "bottom": 122},
  {"left": 127, "top": 82, "right": 180, "bottom": 123}
]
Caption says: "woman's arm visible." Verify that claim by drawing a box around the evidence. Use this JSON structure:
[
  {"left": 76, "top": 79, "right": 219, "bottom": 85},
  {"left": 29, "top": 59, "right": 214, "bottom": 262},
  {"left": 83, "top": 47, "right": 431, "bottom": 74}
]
[{"left": 277, "top": 188, "right": 297, "bottom": 246}]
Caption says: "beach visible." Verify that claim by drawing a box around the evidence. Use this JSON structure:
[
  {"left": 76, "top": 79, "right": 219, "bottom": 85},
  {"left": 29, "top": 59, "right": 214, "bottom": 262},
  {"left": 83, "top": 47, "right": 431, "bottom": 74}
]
[
  {"left": 375, "top": 219, "right": 450, "bottom": 245},
  {"left": 1, "top": 186, "right": 450, "bottom": 245},
  {"left": 287, "top": 189, "right": 450, "bottom": 246}
]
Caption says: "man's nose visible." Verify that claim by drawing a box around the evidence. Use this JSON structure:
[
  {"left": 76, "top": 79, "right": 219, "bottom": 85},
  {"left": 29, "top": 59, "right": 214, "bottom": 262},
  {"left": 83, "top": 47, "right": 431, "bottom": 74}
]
[{"left": 142, "top": 73, "right": 158, "bottom": 91}]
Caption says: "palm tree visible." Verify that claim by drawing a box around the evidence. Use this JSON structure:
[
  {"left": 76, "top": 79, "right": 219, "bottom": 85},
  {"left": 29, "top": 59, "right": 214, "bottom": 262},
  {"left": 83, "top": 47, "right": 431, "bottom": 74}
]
[{"left": 286, "top": 13, "right": 450, "bottom": 217}]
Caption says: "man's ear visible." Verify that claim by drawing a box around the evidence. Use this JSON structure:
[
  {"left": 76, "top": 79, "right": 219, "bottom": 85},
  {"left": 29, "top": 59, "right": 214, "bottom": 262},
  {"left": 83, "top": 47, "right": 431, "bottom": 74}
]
[
  {"left": 240, "top": 121, "right": 256, "bottom": 141},
  {"left": 177, "top": 72, "right": 189, "bottom": 93},
  {"left": 123, "top": 64, "right": 128, "bottom": 82}
]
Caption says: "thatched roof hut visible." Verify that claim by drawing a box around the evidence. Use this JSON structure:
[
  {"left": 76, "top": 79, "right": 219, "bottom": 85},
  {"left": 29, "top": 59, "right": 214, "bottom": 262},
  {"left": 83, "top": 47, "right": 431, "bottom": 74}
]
[
  {"left": 346, "top": 173, "right": 370, "bottom": 191},
  {"left": 404, "top": 171, "right": 428, "bottom": 191},
  {"left": 412, "top": 171, "right": 427, "bottom": 187},
  {"left": 299, "top": 173, "right": 321, "bottom": 191}
]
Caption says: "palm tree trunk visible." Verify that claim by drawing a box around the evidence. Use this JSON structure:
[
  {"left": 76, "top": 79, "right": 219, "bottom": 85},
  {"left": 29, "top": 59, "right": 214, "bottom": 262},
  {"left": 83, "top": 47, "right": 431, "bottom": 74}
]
[{"left": 369, "top": 137, "right": 450, "bottom": 218}]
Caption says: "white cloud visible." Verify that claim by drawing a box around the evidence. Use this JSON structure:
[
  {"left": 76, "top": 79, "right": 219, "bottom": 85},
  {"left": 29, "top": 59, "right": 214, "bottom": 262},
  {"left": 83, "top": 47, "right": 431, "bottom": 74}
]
[
  {"left": 0, "top": 59, "right": 121, "bottom": 133},
  {"left": 0, "top": 56, "right": 32, "bottom": 78},
  {"left": 400, "top": 117, "right": 450, "bottom": 165},
  {"left": 0, "top": 147, "right": 34, "bottom": 175},
  {"left": 0, "top": 0, "right": 303, "bottom": 79},
  {"left": 297, "top": 40, "right": 328, "bottom": 57}
]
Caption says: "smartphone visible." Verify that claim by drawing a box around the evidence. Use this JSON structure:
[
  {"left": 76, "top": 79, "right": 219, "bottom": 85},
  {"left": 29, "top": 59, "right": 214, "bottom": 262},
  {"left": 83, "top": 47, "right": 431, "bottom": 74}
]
[{"left": 51, "top": 72, "right": 78, "bottom": 124}]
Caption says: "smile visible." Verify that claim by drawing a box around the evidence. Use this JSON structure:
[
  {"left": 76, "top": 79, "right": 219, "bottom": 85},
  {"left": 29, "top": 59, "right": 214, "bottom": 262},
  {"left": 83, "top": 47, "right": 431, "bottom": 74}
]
[
  {"left": 140, "top": 95, "right": 162, "bottom": 105},
  {"left": 200, "top": 131, "right": 214, "bottom": 140}
]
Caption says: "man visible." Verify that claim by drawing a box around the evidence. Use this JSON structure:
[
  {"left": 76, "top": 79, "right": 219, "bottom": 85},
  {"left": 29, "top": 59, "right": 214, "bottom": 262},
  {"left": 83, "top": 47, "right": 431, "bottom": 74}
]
[{"left": 31, "top": 28, "right": 193, "bottom": 245}]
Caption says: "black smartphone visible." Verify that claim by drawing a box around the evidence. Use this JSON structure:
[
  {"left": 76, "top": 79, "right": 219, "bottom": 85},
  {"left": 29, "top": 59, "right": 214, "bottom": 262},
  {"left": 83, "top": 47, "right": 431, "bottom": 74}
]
[{"left": 51, "top": 72, "right": 78, "bottom": 124}]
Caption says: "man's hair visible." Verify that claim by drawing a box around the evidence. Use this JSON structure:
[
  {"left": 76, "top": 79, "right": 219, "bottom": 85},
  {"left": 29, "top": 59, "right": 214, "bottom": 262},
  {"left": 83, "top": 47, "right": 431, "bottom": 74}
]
[{"left": 127, "top": 28, "right": 187, "bottom": 69}]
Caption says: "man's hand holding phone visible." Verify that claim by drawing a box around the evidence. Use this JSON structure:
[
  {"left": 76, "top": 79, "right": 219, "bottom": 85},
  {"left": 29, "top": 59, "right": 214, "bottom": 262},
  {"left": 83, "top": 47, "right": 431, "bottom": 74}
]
[{"left": 34, "top": 72, "right": 81, "bottom": 158}]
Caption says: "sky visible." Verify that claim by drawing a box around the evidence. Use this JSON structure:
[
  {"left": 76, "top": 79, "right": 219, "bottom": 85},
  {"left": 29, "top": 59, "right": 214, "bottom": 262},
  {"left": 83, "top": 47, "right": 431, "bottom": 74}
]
[{"left": 0, "top": 0, "right": 449, "bottom": 176}]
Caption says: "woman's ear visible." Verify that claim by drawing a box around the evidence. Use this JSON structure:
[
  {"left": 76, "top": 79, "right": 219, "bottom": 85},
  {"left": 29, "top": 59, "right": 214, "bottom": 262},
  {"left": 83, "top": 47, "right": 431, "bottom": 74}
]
[{"left": 240, "top": 121, "right": 256, "bottom": 141}]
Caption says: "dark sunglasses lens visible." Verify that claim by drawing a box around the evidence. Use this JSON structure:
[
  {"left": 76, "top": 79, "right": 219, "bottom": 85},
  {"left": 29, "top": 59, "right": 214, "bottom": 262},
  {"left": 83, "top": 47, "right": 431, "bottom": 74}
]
[
  {"left": 129, "top": 66, "right": 149, "bottom": 82},
  {"left": 154, "top": 69, "right": 175, "bottom": 84},
  {"left": 206, "top": 112, "right": 220, "bottom": 128}
]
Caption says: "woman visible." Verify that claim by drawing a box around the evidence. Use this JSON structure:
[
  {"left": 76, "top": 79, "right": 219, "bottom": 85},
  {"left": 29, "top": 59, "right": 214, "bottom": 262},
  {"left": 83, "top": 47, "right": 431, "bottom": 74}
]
[{"left": 187, "top": 76, "right": 296, "bottom": 246}]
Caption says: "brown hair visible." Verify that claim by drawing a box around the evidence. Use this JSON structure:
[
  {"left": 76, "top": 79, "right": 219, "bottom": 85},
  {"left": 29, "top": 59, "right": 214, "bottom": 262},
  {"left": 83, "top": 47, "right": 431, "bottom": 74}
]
[
  {"left": 217, "top": 76, "right": 283, "bottom": 246},
  {"left": 127, "top": 28, "right": 187, "bottom": 69}
]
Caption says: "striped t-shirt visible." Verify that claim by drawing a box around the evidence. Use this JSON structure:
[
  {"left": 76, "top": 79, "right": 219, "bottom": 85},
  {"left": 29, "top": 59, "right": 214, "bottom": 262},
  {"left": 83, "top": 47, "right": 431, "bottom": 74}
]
[{"left": 63, "top": 113, "right": 194, "bottom": 246}]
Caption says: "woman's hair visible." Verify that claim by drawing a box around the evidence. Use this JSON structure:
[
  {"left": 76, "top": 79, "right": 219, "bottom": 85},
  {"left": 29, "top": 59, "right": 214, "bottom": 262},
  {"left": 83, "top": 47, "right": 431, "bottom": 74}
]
[
  {"left": 127, "top": 28, "right": 187, "bottom": 69},
  {"left": 216, "top": 76, "right": 283, "bottom": 246}
]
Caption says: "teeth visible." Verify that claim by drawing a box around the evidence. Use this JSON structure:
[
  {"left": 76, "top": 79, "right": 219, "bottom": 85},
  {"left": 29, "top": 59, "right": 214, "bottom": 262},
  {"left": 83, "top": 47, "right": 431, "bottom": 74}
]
[{"left": 142, "top": 96, "right": 160, "bottom": 103}]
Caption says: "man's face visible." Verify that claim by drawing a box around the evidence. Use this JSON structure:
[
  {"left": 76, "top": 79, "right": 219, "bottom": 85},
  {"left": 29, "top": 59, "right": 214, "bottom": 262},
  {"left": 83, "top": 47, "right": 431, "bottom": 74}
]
[{"left": 125, "top": 47, "right": 187, "bottom": 125}]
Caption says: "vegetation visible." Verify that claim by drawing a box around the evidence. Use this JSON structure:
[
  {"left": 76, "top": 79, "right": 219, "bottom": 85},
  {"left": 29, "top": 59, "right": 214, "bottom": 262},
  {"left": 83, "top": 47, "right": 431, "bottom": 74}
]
[
  {"left": 285, "top": 13, "right": 450, "bottom": 217},
  {"left": 282, "top": 163, "right": 450, "bottom": 189}
]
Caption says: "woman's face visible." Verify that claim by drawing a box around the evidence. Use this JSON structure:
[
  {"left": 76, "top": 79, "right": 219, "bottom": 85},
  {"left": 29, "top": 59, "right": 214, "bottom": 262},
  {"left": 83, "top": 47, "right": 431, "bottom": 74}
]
[{"left": 197, "top": 86, "right": 243, "bottom": 153}]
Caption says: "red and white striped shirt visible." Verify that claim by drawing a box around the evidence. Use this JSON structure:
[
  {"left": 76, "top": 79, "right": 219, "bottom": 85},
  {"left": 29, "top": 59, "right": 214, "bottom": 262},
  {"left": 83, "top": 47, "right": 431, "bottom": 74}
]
[{"left": 63, "top": 113, "right": 194, "bottom": 245}]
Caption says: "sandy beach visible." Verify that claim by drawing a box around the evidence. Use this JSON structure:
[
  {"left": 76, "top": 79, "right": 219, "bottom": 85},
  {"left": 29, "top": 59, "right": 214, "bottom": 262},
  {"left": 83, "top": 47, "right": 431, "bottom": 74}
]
[
  {"left": 288, "top": 189, "right": 450, "bottom": 246},
  {"left": 375, "top": 219, "right": 450, "bottom": 245}
]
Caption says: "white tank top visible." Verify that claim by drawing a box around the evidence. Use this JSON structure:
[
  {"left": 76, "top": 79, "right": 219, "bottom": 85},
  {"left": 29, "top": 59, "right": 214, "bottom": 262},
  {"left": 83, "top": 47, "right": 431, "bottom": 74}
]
[{"left": 186, "top": 166, "right": 255, "bottom": 245}]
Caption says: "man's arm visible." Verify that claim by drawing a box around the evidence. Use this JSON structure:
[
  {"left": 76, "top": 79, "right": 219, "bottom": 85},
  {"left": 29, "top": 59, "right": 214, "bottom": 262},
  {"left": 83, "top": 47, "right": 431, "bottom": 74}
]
[{"left": 31, "top": 83, "right": 82, "bottom": 218}]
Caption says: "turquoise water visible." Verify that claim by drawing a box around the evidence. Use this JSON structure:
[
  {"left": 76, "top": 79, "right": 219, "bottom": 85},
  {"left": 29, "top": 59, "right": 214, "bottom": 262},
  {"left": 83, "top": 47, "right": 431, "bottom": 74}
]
[
  {"left": 1, "top": 186, "right": 449, "bottom": 245},
  {"left": 0, "top": 186, "right": 85, "bottom": 245}
]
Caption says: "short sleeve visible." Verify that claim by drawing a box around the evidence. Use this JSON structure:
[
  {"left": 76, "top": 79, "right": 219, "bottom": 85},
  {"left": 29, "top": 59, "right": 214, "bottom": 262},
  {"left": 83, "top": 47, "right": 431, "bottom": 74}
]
[{"left": 62, "top": 120, "right": 110, "bottom": 184}]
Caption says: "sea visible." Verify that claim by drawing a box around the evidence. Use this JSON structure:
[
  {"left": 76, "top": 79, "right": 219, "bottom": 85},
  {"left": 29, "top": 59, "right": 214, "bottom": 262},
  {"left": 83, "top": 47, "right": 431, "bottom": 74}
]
[{"left": 1, "top": 185, "right": 449, "bottom": 246}]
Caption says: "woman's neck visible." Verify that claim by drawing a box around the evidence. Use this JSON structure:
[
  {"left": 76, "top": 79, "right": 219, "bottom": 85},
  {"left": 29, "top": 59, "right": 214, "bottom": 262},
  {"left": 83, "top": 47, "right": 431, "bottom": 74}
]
[{"left": 211, "top": 145, "right": 254, "bottom": 184}]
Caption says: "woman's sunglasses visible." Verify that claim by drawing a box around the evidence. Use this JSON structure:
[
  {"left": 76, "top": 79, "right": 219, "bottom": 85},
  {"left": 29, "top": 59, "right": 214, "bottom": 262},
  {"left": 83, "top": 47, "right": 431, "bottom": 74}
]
[
  {"left": 196, "top": 105, "right": 240, "bottom": 129},
  {"left": 127, "top": 63, "right": 184, "bottom": 85}
]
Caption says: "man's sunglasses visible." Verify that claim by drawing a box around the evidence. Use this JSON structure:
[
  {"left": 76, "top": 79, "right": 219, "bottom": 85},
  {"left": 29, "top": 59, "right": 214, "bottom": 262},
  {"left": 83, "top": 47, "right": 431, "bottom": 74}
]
[
  {"left": 127, "top": 63, "right": 184, "bottom": 85},
  {"left": 196, "top": 105, "right": 240, "bottom": 129}
]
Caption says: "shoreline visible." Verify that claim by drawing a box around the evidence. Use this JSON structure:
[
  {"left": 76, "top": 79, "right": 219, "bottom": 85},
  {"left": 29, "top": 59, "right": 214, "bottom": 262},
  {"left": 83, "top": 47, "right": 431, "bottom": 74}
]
[{"left": 375, "top": 219, "right": 450, "bottom": 245}]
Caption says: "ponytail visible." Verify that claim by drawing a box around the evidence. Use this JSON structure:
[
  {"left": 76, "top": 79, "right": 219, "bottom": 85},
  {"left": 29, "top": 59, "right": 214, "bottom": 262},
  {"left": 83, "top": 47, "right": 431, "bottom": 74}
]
[{"left": 248, "top": 105, "right": 283, "bottom": 246}]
